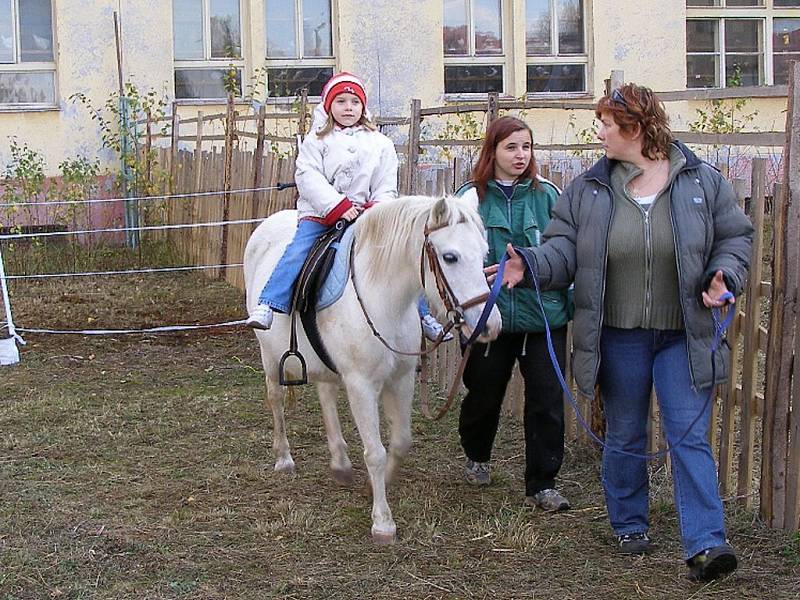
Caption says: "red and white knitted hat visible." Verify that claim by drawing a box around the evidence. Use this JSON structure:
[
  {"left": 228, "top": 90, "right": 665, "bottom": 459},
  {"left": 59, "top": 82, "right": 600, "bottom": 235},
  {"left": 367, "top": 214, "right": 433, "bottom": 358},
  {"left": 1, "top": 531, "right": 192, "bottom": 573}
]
[{"left": 321, "top": 72, "right": 367, "bottom": 113}]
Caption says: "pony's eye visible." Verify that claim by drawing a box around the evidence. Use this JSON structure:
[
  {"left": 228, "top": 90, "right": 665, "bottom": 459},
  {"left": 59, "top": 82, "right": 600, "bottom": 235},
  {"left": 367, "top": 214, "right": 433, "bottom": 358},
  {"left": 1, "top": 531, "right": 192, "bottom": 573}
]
[{"left": 442, "top": 252, "right": 459, "bottom": 264}]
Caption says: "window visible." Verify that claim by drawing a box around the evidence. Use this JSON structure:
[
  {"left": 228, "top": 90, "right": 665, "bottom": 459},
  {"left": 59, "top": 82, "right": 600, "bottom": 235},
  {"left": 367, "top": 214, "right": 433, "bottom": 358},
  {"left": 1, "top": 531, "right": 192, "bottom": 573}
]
[
  {"left": 173, "top": 0, "right": 243, "bottom": 100},
  {"left": 0, "top": 0, "right": 56, "bottom": 108},
  {"left": 686, "top": 0, "right": 800, "bottom": 88},
  {"left": 265, "top": 0, "right": 334, "bottom": 98},
  {"left": 774, "top": 17, "right": 800, "bottom": 83},
  {"left": 443, "top": 0, "right": 504, "bottom": 94},
  {"left": 526, "top": 0, "right": 587, "bottom": 94}
]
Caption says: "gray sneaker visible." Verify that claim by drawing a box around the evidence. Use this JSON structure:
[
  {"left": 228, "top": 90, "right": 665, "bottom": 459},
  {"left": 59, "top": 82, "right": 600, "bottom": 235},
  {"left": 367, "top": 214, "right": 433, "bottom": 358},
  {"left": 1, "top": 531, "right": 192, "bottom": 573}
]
[
  {"left": 246, "top": 304, "right": 273, "bottom": 330},
  {"left": 525, "top": 488, "right": 570, "bottom": 511},
  {"left": 464, "top": 459, "right": 491, "bottom": 486}
]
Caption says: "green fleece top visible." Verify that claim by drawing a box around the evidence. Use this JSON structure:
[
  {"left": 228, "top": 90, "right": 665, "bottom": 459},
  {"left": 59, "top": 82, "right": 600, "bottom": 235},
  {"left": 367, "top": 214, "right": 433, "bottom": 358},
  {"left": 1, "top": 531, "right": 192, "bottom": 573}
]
[
  {"left": 456, "top": 177, "right": 572, "bottom": 333},
  {"left": 604, "top": 145, "right": 687, "bottom": 330}
]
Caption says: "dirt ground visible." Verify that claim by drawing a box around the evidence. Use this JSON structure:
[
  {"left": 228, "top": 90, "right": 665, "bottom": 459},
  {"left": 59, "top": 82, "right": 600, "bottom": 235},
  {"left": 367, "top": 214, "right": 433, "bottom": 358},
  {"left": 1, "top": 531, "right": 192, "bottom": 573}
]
[{"left": 2, "top": 272, "right": 799, "bottom": 599}]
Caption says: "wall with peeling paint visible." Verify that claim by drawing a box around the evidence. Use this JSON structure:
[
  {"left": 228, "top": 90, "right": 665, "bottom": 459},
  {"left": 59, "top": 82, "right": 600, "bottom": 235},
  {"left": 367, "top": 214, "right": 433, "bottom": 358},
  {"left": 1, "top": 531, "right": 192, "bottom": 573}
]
[{"left": 0, "top": 0, "right": 789, "bottom": 177}]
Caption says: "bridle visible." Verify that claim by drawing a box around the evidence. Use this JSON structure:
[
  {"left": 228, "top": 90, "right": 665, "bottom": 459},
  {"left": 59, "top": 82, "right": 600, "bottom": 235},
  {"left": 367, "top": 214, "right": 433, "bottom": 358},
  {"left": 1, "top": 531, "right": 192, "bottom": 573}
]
[
  {"left": 420, "top": 223, "right": 491, "bottom": 331},
  {"left": 350, "top": 219, "right": 503, "bottom": 421},
  {"left": 349, "top": 221, "right": 490, "bottom": 357}
]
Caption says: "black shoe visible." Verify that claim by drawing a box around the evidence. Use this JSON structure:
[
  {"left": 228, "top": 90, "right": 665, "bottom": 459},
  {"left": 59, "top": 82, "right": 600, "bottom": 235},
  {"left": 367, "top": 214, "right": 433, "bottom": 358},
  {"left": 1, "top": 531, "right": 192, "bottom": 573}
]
[
  {"left": 616, "top": 532, "right": 653, "bottom": 555},
  {"left": 687, "top": 543, "right": 738, "bottom": 582}
]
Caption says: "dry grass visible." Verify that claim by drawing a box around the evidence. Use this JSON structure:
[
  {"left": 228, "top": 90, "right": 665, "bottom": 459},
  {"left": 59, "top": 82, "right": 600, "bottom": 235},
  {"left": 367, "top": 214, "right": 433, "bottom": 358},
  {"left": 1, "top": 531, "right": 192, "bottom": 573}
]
[{"left": 2, "top": 270, "right": 799, "bottom": 599}]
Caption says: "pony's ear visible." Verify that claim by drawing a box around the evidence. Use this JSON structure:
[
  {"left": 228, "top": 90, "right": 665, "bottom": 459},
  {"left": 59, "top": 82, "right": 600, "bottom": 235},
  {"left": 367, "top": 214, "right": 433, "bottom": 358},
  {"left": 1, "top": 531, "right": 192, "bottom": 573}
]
[
  {"left": 452, "top": 188, "right": 479, "bottom": 213},
  {"left": 429, "top": 196, "right": 452, "bottom": 229}
]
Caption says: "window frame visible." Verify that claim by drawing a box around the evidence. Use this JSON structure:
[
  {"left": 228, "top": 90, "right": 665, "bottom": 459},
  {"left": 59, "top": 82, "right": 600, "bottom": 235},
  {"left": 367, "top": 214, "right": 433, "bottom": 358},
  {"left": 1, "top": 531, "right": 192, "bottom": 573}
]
[
  {"left": 443, "top": 0, "right": 508, "bottom": 99},
  {"left": 173, "top": 0, "right": 246, "bottom": 102},
  {"left": 0, "top": 0, "right": 58, "bottom": 112},
  {"left": 686, "top": 0, "right": 800, "bottom": 88},
  {"left": 263, "top": 0, "right": 336, "bottom": 103},
  {"left": 525, "top": 0, "right": 590, "bottom": 98}
]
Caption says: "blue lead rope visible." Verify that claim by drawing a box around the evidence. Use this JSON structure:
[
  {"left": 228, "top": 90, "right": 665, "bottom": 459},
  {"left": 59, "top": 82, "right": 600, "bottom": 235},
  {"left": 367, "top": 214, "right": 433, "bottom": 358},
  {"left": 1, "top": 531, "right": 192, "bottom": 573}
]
[
  {"left": 517, "top": 248, "right": 735, "bottom": 460},
  {"left": 461, "top": 252, "right": 508, "bottom": 347}
]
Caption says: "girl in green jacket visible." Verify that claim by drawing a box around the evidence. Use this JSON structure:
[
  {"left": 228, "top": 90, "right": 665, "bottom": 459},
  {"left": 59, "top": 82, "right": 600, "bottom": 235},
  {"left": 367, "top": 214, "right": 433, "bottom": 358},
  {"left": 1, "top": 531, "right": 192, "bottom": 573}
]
[{"left": 456, "top": 116, "right": 572, "bottom": 511}]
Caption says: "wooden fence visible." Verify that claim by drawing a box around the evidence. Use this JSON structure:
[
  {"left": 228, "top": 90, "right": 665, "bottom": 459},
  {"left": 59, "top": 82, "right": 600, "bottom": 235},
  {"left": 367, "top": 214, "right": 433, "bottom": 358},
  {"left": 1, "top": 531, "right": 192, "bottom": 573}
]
[{"left": 146, "top": 69, "right": 799, "bottom": 532}]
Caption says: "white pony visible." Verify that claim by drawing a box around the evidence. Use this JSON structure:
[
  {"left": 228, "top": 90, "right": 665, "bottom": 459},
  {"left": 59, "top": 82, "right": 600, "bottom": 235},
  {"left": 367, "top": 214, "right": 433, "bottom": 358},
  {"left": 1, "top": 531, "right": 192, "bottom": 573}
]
[{"left": 243, "top": 195, "right": 501, "bottom": 543}]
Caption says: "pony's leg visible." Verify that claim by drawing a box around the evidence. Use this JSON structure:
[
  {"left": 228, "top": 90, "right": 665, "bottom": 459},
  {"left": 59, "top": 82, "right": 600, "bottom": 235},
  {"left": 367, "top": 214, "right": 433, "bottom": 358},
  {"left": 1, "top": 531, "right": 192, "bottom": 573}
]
[
  {"left": 265, "top": 376, "right": 295, "bottom": 474},
  {"left": 380, "top": 370, "right": 414, "bottom": 486},
  {"left": 316, "top": 382, "right": 354, "bottom": 486},
  {"left": 344, "top": 376, "right": 396, "bottom": 544}
]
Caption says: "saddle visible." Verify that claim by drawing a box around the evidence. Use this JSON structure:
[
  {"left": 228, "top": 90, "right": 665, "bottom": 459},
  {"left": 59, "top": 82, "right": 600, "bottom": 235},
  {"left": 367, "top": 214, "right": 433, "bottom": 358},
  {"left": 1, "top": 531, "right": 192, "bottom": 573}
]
[{"left": 280, "top": 219, "right": 352, "bottom": 385}]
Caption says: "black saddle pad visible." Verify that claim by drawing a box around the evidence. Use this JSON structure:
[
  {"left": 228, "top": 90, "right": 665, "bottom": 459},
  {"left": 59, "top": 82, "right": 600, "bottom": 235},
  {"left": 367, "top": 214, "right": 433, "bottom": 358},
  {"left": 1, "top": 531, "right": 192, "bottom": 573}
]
[{"left": 289, "top": 220, "right": 351, "bottom": 374}]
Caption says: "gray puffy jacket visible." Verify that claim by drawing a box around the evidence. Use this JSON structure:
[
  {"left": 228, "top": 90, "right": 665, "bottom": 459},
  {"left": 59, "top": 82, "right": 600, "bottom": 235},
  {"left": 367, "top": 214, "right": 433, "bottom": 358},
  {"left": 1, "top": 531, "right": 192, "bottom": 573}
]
[{"left": 518, "top": 141, "right": 754, "bottom": 397}]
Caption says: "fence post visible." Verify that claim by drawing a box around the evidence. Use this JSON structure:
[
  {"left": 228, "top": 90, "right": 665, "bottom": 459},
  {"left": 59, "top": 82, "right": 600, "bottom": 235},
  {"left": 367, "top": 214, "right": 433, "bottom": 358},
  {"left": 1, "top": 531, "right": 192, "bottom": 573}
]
[
  {"left": 250, "top": 104, "right": 267, "bottom": 234},
  {"left": 297, "top": 87, "right": 309, "bottom": 143},
  {"left": 783, "top": 60, "right": 800, "bottom": 531},
  {"left": 145, "top": 108, "right": 153, "bottom": 186},
  {"left": 731, "top": 158, "right": 766, "bottom": 506},
  {"left": 0, "top": 243, "right": 21, "bottom": 366},
  {"left": 487, "top": 92, "right": 499, "bottom": 125},
  {"left": 762, "top": 60, "right": 800, "bottom": 531},
  {"left": 169, "top": 102, "right": 181, "bottom": 195},
  {"left": 219, "top": 93, "right": 236, "bottom": 281},
  {"left": 403, "top": 99, "right": 422, "bottom": 194}
]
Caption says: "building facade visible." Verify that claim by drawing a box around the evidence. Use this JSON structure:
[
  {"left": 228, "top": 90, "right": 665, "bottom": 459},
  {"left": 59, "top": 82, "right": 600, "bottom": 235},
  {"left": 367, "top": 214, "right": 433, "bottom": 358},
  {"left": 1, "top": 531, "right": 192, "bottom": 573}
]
[{"left": 0, "top": 0, "right": 798, "bottom": 173}]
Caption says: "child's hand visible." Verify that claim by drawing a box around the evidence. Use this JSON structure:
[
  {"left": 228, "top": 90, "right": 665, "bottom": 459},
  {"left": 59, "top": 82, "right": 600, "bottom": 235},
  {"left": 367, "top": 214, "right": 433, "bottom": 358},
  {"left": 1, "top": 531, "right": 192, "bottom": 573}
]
[{"left": 342, "top": 206, "right": 362, "bottom": 222}]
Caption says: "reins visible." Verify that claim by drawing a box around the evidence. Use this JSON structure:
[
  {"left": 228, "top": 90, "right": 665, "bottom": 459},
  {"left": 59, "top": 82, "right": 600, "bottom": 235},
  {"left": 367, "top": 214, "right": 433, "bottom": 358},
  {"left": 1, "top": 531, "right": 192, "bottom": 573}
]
[{"left": 348, "top": 220, "right": 504, "bottom": 420}]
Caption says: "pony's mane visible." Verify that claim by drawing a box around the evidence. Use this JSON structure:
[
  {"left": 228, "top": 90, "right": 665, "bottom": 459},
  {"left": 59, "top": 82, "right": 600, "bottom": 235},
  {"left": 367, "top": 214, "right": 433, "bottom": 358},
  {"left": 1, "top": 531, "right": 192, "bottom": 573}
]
[{"left": 354, "top": 195, "right": 486, "bottom": 284}]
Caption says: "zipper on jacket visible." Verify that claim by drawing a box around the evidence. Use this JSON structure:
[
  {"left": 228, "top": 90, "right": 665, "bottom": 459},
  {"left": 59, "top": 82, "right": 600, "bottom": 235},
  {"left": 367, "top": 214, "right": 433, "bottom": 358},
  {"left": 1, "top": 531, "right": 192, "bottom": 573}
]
[
  {"left": 667, "top": 178, "right": 699, "bottom": 389},
  {"left": 590, "top": 180, "right": 614, "bottom": 391},
  {"left": 507, "top": 195, "right": 516, "bottom": 329},
  {"left": 643, "top": 208, "right": 653, "bottom": 325}
]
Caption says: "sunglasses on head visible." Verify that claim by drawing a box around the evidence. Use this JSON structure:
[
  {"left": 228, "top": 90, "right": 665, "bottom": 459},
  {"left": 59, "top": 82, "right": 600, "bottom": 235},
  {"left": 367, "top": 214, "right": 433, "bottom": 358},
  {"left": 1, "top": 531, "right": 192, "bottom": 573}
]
[{"left": 611, "top": 88, "right": 627, "bottom": 107}]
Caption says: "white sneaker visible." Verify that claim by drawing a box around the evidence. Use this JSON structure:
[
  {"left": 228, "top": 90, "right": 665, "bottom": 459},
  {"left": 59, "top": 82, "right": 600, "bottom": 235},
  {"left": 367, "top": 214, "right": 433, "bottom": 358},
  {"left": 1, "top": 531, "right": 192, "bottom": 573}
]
[
  {"left": 421, "top": 314, "right": 453, "bottom": 342},
  {"left": 246, "top": 304, "right": 274, "bottom": 330}
]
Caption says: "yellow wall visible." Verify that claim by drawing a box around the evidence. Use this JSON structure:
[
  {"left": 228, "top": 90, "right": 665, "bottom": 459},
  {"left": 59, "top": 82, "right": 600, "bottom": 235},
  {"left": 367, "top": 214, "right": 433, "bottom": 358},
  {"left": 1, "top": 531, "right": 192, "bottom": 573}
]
[{"left": 0, "top": 0, "right": 790, "bottom": 177}]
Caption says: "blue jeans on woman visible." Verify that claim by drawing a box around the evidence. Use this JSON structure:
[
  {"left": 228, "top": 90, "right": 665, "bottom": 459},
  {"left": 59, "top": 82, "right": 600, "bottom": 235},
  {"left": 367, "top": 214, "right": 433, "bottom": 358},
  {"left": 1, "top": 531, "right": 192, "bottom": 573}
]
[
  {"left": 598, "top": 326, "right": 727, "bottom": 560},
  {"left": 258, "top": 219, "right": 330, "bottom": 313}
]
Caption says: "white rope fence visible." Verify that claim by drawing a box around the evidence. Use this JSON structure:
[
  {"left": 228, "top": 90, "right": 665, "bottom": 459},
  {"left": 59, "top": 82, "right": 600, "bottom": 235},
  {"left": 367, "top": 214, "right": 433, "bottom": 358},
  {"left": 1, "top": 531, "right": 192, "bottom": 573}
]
[
  {"left": 0, "top": 183, "right": 293, "bottom": 208},
  {"left": 0, "top": 217, "right": 265, "bottom": 241},
  {"left": 16, "top": 320, "right": 247, "bottom": 336},
  {"left": 5, "top": 263, "right": 243, "bottom": 280},
  {"left": 0, "top": 184, "right": 297, "bottom": 358}
]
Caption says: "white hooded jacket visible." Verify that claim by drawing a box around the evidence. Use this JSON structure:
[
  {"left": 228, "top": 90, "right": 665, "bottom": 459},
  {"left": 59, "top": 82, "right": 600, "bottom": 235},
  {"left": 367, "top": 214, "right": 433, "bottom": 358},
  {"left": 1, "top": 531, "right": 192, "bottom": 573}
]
[{"left": 295, "top": 103, "right": 399, "bottom": 222}]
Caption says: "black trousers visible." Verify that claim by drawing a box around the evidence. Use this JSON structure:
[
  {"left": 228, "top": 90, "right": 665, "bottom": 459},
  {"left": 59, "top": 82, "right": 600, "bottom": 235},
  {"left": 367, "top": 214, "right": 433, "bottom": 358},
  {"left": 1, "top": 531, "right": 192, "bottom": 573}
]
[{"left": 458, "top": 328, "right": 567, "bottom": 497}]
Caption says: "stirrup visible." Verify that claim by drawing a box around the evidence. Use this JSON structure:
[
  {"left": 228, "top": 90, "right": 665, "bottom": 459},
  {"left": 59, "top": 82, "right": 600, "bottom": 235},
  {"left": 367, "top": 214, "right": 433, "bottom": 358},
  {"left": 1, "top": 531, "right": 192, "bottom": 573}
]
[{"left": 278, "top": 349, "right": 307, "bottom": 386}]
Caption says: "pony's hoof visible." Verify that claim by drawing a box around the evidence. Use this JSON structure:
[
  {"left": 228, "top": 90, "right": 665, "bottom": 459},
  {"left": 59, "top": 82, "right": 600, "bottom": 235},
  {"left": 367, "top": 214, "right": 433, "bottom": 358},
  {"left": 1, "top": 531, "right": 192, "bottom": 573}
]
[
  {"left": 274, "top": 457, "right": 295, "bottom": 475},
  {"left": 371, "top": 530, "right": 396, "bottom": 545},
  {"left": 331, "top": 467, "right": 355, "bottom": 487}
]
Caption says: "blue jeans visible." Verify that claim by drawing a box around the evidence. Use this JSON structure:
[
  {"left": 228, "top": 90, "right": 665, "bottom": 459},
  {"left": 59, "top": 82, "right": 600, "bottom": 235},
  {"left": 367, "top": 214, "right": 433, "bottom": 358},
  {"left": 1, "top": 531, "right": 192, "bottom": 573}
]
[
  {"left": 258, "top": 219, "right": 330, "bottom": 313},
  {"left": 598, "top": 326, "right": 727, "bottom": 559},
  {"left": 418, "top": 296, "right": 432, "bottom": 318}
]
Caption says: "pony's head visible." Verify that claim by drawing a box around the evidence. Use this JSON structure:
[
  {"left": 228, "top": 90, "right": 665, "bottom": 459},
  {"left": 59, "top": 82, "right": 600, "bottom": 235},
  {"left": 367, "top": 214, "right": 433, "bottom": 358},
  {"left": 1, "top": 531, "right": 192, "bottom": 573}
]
[{"left": 357, "top": 195, "right": 501, "bottom": 344}]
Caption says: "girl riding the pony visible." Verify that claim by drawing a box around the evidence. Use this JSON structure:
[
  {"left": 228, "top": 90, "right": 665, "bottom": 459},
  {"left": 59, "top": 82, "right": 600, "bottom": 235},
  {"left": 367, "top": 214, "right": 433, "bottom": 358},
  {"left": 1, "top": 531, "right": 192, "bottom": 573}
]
[{"left": 247, "top": 72, "right": 448, "bottom": 341}]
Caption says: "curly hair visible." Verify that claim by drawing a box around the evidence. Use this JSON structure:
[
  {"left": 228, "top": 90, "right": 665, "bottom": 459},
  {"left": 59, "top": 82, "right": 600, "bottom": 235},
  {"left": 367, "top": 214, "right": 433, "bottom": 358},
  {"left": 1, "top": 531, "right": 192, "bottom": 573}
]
[{"left": 595, "top": 83, "right": 673, "bottom": 160}]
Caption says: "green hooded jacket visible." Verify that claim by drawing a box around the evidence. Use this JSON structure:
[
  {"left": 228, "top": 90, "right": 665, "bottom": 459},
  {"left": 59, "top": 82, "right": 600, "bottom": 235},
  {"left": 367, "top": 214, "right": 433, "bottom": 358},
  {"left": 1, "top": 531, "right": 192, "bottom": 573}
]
[{"left": 456, "top": 177, "right": 573, "bottom": 333}]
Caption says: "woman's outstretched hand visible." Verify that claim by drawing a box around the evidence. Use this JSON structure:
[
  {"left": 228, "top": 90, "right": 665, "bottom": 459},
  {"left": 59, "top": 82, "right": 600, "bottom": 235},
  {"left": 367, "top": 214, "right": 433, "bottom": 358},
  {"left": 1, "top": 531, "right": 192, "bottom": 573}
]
[
  {"left": 702, "top": 270, "right": 734, "bottom": 308},
  {"left": 485, "top": 243, "right": 527, "bottom": 289}
]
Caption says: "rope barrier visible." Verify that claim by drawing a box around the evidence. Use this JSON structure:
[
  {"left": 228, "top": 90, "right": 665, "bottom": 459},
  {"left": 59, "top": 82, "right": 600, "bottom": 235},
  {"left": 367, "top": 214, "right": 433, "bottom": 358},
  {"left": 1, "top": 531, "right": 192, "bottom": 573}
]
[
  {"left": 0, "top": 183, "right": 296, "bottom": 208},
  {"left": 5, "top": 263, "right": 243, "bottom": 281},
  {"left": 0, "top": 217, "right": 265, "bottom": 241},
  {"left": 16, "top": 319, "right": 247, "bottom": 336}
]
